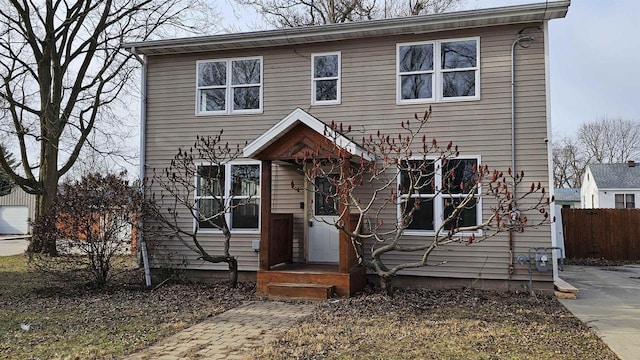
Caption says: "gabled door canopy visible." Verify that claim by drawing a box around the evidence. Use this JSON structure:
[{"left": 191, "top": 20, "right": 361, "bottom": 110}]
[{"left": 243, "top": 108, "right": 371, "bottom": 162}]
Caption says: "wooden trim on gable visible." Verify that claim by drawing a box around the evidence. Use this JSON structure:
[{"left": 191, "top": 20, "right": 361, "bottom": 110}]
[{"left": 254, "top": 123, "right": 343, "bottom": 161}]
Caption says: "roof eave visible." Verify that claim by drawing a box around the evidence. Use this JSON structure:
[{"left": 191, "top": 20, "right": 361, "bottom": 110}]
[{"left": 122, "top": 1, "right": 570, "bottom": 55}]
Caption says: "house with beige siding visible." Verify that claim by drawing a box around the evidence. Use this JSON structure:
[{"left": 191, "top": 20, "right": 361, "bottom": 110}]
[{"left": 124, "top": 1, "right": 569, "bottom": 298}]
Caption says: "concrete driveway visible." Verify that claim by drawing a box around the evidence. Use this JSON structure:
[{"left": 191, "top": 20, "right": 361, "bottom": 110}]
[
  {"left": 559, "top": 265, "right": 640, "bottom": 360},
  {"left": 0, "top": 235, "right": 30, "bottom": 256}
]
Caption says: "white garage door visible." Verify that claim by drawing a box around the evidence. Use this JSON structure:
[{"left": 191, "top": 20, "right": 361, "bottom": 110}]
[{"left": 0, "top": 206, "right": 29, "bottom": 234}]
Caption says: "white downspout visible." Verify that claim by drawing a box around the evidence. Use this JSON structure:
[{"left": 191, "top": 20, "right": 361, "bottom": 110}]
[
  {"left": 130, "top": 47, "right": 151, "bottom": 287},
  {"left": 509, "top": 30, "right": 536, "bottom": 281}
]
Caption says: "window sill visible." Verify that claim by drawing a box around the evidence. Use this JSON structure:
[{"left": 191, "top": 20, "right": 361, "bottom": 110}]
[
  {"left": 197, "top": 229, "right": 261, "bottom": 235},
  {"left": 396, "top": 96, "right": 480, "bottom": 105},
  {"left": 403, "top": 229, "right": 483, "bottom": 237},
  {"left": 438, "top": 95, "right": 481, "bottom": 103},
  {"left": 196, "top": 109, "right": 264, "bottom": 116},
  {"left": 312, "top": 100, "right": 341, "bottom": 106}
]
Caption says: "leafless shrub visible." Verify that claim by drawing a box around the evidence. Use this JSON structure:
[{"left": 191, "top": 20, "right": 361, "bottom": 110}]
[
  {"left": 145, "top": 131, "right": 252, "bottom": 287},
  {"left": 30, "top": 172, "right": 142, "bottom": 288}
]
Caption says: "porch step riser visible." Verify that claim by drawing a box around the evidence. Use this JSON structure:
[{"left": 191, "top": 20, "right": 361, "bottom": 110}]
[
  {"left": 256, "top": 267, "right": 367, "bottom": 298},
  {"left": 267, "top": 283, "right": 335, "bottom": 300}
]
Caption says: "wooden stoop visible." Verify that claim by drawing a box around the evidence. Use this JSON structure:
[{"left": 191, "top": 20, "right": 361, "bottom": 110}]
[
  {"left": 267, "top": 282, "right": 335, "bottom": 300},
  {"left": 554, "top": 278, "right": 579, "bottom": 300}
]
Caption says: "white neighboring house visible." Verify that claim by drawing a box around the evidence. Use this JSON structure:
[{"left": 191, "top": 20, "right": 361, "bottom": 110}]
[
  {"left": 554, "top": 188, "right": 580, "bottom": 208},
  {"left": 0, "top": 186, "right": 35, "bottom": 234},
  {"left": 581, "top": 161, "right": 640, "bottom": 209}
]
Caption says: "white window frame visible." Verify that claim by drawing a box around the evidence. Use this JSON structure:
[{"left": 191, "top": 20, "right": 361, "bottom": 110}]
[
  {"left": 311, "top": 52, "right": 341, "bottom": 105},
  {"left": 614, "top": 193, "right": 635, "bottom": 209},
  {"left": 396, "top": 41, "right": 436, "bottom": 104},
  {"left": 396, "top": 37, "right": 480, "bottom": 105},
  {"left": 196, "top": 56, "right": 264, "bottom": 115},
  {"left": 398, "top": 155, "right": 482, "bottom": 236},
  {"left": 194, "top": 160, "right": 261, "bottom": 234}
]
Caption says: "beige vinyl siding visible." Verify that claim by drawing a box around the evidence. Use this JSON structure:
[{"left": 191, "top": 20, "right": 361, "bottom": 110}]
[{"left": 144, "top": 23, "right": 552, "bottom": 281}]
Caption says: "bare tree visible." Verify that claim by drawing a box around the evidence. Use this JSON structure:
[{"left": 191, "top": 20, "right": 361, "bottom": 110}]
[
  {"left": 0, "top": 0, "right": 217, "bottom": 255},
  {"left": 30, "top": 172, "right": 142, "bottom": 288},
  {"left": 552, "top": 135, "right": 586, "bottom": 188},
  {"left": 552, "top": 117, "right": 640, "bottom": 188},
  {"left": 235, "top": 0, "right": 463, "bottom": 27},
  {"left": 62, "top": 132, "right": 136, "bottom": 182},
  {"left": 146, "top": 132, "right": 255, "bottom": 287},
  {"left": 577, "top": 117, "right": 640, "bottom": 164},
  {"left": 383, "top": 0, "right": 463, "bottom": 17},
  {"left": 0, "top": 144, "right": 17, "bottom": 196},
  {"left": 294, "top": 108, "right": 551, "bottom": 293}
]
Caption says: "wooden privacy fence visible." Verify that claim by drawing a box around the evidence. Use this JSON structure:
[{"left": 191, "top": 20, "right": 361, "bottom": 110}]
[{"left": 561, "top": 208, "right": 640, "bottom": 260}]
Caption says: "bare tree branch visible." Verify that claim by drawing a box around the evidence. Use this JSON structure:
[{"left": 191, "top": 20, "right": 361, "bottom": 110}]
[
  {"left": 294, "top": 108, "right": 551, "bottom": 293},
  {"left": 235, "top": 0, "right": 463, "bottom": 28},
  {"left": 577, "top": 117, "right": 640, "bottom": 164},
  {"left": 145, "top": 132, "right": 252, "bottom": 287},
  {"left": 0, "top": 0, "right": 219, "bottom": 254},
  {"left": 552, "top": 117, "right": 640, "bottom": 188}
]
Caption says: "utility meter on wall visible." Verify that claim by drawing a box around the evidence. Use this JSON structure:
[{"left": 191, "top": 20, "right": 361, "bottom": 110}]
[{"left": 535, "top": 253, "right": 550, "bottom": 272}]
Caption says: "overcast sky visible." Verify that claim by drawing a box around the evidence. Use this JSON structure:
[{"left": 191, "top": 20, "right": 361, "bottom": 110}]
[
  {"left": 491, "top": 0, "right": 640, "bottom": 137},
  {"left": 219, "top": 0, "right": 640, "bottom": 138}
]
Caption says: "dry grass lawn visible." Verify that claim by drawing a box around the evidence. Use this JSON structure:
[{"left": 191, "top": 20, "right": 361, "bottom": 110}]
[
  {"left": 251, "top": 289, "right": 619, "bottom": 360},
  {"left": 0, "top": 254, "right": 620, "bottom": 360},
  {"left": 0, "top": 254, "right": 254, "bottom": 359}
]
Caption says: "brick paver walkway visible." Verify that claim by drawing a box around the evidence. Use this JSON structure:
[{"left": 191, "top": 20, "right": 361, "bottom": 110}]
[{"left": 127, "top": 301, "right": 316, "bottom": 360}]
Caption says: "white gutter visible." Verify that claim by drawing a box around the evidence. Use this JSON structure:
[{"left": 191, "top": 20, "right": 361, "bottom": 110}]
[{"left": 130, "top": 47, "right": 151, "bottom": 287}]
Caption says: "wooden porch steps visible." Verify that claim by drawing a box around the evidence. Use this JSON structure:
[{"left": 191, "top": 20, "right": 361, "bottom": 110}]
[{"left": 267, "top": 282, "right": 335, "bottom": 300}]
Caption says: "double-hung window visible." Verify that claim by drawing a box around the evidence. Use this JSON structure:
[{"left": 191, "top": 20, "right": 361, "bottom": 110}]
[
  {"left": 399, "top": 157, "right": 481, "bottom": 234},
  {"left": 441, "top": 158, "right": 480, "bottom": 229},
  {"left": 397, "top": 37, "right": 479, "bottom": 103},
  {"left": 399, "top": 160, "right": 436, "bottom": 230},
  {"left": 196, "top": 57, "right": 263, "bottom": 115},
  {"left": 312, "top": 52, "right": 341, "bottom": 105},
  {"left": 615, "top": 194, "right": 635, "bottom": 208},
  {"left": 196, "top": 162, "right": 261, "bottom": 231}
]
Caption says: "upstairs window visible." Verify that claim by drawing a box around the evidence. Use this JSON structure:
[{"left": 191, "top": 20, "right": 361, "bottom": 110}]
[
  {"left": 197, "top": 57, "right": 263, "bottom": 115},
  {"left": 196, "top": 163, "right": 261, "bottom": 231},
  {"left": 398, "top": 157, "right": 481, "bottom": 234},
  {"left": 398, "top": 42, "right": 434, "bottom": 101},
  {"left": 397, "top": 37, "right": 479, "bottom": 104},
  {"left": 312, "top": 52, "right": 341, "bottom": 105}
]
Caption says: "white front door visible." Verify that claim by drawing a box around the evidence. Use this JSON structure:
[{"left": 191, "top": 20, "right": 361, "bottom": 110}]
[{"left": 308, "top": 177, "right": 340, "bottom": 263}]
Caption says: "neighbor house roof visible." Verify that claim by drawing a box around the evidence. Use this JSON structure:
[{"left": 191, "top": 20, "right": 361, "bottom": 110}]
[
  {"left": 554, "top": 188, "right": 580, "bottom": 202},
  {"left": 589, "top": 163, "right": 640, "bottom": 189},
  {"left": 122, "top": 1, "right": 570, "bottom": 55}
]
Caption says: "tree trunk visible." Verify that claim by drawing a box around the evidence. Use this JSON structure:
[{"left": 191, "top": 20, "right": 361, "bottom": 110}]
[
  {"left": 28, "top": 142, "right": 59, "bottom": 256},
  {"left": 379, "top": 275, "right": 393, "bottom": 295},
  {"left": 228, "top": 258, "right": 238, "bottom": 288}
]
